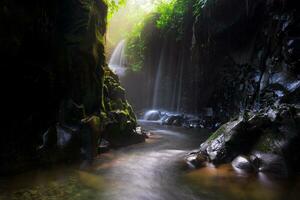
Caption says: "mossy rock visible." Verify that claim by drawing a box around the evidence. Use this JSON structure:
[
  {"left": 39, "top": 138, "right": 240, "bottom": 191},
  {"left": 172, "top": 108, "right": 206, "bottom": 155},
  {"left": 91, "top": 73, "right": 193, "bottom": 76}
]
[
  {"left": 253, "top": 129, "right": 285, "bottom": 154},
  {"left": 110, "top": 98, "right": 125, "bottom": 110},
  {"left": 199, "top": 117, "right": 260, "bottom": 164},
  {"left": 206, "top": 123, "right": 227, "bottom": 142},
  {"left": 100, "top": 66, "right": 141, "bottom": 147},
  {"left": 111, "top": 86, "right": 126, "bottom": 100}
]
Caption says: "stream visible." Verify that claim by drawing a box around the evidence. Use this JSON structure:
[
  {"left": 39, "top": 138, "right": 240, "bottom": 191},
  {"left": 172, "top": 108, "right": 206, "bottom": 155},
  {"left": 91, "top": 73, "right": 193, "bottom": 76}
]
[{"left": 1, "top": 121, "right": 300, "bottom": 200}]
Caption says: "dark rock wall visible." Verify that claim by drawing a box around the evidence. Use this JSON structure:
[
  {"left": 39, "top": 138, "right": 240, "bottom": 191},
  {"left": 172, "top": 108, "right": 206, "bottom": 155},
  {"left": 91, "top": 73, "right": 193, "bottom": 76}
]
[
  {"left": 0, "top": 0, "right": 140, "bottom": 174},
  {"left": 122, "top": 0, "right": 300, "bottom": 173},
  {"left": 122, "top": 0, "right": 299, "bottom": 121},
  {"left": 193, "top": 0, "right": 299, "bottom": 120},
  {"left": 183, "top": 0, "right": 300, "bottom": 174}
]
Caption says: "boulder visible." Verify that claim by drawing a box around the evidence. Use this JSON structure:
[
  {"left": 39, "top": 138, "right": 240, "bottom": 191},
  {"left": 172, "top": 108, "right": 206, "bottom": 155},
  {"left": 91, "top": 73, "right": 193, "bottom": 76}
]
[
  {"left": 185, "top": 150, "right": 207, "bottom": 168},
  {"left": 143, "top": 110, "right": 161, "bottom": 120},
  {"left": 38, "top": 124, "right": 81, "bottom": 163},
  {"left": 250, "top": 152, "right": 288, "bottom": 176},
  {"left": 199, "top": 117, "right": 250, "bottom": 164},
  {"left": 189, "top": 103, "right": 300, "bottom": 175},
  {"left": 161, "top": 114, "right": 184, "bottom": 126},
  {"left": 102, "top": 67, "right": 145, "bottom": 147},
  {"left": 231, "top": 155, "right": 253, "bottom": 172}
]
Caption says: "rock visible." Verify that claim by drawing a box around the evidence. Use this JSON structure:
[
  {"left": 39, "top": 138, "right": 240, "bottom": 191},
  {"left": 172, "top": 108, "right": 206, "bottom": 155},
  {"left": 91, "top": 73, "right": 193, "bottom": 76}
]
[
  {"left": 38, "top": 124, "right": 81, "bottom": 163},
  {"left": 0, "top": 0, "right": 111, "bottom": 173},
  {"left": 252, "top": 129, "right": 285, "bottom": 155},
  {"left": 250, "top": 152, "right": 288, "bottom": 176},
  {"left": 98, "top": 139, "right": 110, "bottom": 153},
  {"left": 185, "top": 151, "right": 207, "bottom": 168},
  {"left": 80, "top": 114, "right": 109, "bottom": 161},
  {"left": 101, "top": 67, "right": 144, "bottom": 147},
  {"left": 103, "top": 111, "right": 144, "bottom": 147},
  {"left": 161, "top": 114, "right": 183, "bottom": 126},
  {"left": 192, "top": 103, "right": 300, "bottom": 175},
  {"left": 283, "top": 37, "right": 300, "bottom": 68},
  {"left": 268, "top": 72, "right": 300, "bottom": 94},
  {"left": 232, "top": 155, "right": 253, "bottom": 172},
  {"left": 199, "top": 117, "right": 250, "bottom": 164},
  {"left": 135, "top": 126, "right": 148, "bottom": 137},
  {"left": 143, "top": 110, "right": 161, "bottom": 120},
  {"left": 172, "top": 115, "right": 184, "bottom": 126},
  {"left": 183, "top": 119, "right": 198, "bottom": 128}
]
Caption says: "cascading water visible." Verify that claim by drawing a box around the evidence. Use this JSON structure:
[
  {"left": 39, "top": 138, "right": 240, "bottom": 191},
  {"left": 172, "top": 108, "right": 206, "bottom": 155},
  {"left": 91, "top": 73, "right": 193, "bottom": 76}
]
[
  {"left": 109, "top": 39, "right": 127, "bottom": 76},
  {"left": 176, "top": 55, "right": 184, "bottom": 112},
  {"left": 152, "top": 42, "right": 187, "bottom": 112},
  {"left": 152, "top": 43, "right": 166, "bottom": 109}
]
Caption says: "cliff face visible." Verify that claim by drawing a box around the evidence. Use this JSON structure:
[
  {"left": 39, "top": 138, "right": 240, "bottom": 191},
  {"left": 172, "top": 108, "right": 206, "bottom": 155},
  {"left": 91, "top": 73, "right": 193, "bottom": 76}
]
[
  {"left": 123, "top": 0, "right": 299, "bottom": 120},
  {"left": 193, "top": 0, "right": 299, "bottom": 119},
  {"left": 0, "top": 0, "right": 142, "bottom": 174},
  {"left": 187, "top": 0, "right": 300, "bottom": 175},
  {"left": 122, "top": 0, "right": 300, "bottom": 174}
]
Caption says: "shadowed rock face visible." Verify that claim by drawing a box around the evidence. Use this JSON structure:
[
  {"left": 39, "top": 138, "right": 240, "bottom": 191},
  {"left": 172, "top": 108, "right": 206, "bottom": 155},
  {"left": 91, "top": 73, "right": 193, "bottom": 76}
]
[
  {"left": 185, "top": 0, "right": 300, "bottom": 176},
  {"left": 187, "top": 104, "right": 300, "bottom": 175},
  {"left": 0, "top": 0, "right": 142, "bottom": 174},
  {"left": 117, "top": 0, "right": 299, "bottom": 175},
  {"left": 192, "top": 0, "right": 300, "bottom": 119},
  {"left": 123, "top": 0, "right": 299, "bottom": 120}
]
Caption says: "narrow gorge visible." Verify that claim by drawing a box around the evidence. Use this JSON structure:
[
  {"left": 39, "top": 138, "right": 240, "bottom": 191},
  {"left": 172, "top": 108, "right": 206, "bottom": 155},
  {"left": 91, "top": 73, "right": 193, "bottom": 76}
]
[{"left": 0, "top": 0, "right": 299, "bottom": 200}]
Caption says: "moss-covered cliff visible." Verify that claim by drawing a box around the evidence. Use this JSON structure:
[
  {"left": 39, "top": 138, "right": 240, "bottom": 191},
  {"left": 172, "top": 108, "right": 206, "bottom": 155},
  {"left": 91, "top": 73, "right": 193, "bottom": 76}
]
[{"left": 0, "top": 0, "right": 143, "bottom": 174}]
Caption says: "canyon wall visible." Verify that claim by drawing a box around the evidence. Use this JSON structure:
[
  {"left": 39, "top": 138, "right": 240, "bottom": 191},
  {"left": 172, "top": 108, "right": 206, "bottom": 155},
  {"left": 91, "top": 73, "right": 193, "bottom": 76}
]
[
  {"left": 123, "top": 0, "right": 300, "bottom": 174},
  {"left": 0, "top": 0, "right": 142, "bottom": 174},
  {"left": 123, "top": 0, "right": 299, "bottom": 120}
]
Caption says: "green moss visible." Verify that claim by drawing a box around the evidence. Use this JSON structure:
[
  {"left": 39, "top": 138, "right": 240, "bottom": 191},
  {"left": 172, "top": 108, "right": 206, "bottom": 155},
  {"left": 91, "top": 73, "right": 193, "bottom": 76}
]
[
  {"left": 101, "top": 67, "right": 137, "bottom": 145},
  {"left": 253, "top": 129, "right": 285, "bottom": 154},
  {"left": 90, "top": 116, "right": 101, "bottom": 130},
  {"left": 1, "top": 171, "right": 105, "bottom": 200},
  {"left": 110, "top": 99, "right": 125, "bottom": 110},
  {"left": 207, "top": 124, "right": 226, "bottom": 142},
  {"left": 105, "top": 0, "right": 127, "bottom": 21}
]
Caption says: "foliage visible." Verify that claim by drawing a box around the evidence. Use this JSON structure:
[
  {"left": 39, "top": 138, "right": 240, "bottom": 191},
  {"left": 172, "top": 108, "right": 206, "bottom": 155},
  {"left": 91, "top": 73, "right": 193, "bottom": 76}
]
[
  {"left": 193, "top": 0, "right": 207, "bottom": 17},
  {"left": 107, "top": 0, "right": 153, "bottom": 46},
  {"left": 105, "top": 0, "right": 127, "bottom": 20},
  {"left": 125, "top": 17, "right": 149, "bottom": 71},
  {"left": 154, "top": 0, "right": 191, "bottom": 36},
  {"left": 124, "top": 0, "right": 205, "bottom": 71}
]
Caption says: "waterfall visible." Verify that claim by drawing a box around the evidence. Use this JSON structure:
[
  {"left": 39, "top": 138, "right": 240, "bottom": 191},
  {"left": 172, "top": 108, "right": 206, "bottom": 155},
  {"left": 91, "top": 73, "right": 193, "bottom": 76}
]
[
  {"left": 109, "top": 39, "right": 127, "bottom": 76},
  {"left": 176, "top": 56, "right": 184, "bottom": 112},
  {"left": 152, "top": 47, "right": 165, "bottom": 109},
  {"left": 152, "top": 42, "right": 186, "bottom": 112}
]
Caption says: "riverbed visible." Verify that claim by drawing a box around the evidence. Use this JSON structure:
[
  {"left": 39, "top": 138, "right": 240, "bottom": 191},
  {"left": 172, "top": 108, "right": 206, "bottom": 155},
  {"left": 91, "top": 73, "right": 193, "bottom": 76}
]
[{"left": 1, "top": 121, "right": 299, "bottom": 200}]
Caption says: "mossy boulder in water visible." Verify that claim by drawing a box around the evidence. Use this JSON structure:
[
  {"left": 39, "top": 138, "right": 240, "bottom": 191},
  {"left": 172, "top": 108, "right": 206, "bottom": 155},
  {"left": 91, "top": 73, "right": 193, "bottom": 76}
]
[
  {"left": 37, "top": 68, "right": 144, "bottom": 163},
  {"left": 101, "top": 67, "right": 145, "bottom": 147},
  {"left": 188, "top": 104, "right": 300, "bottom": 175},
  {"left": 197, "top": 117, "right": 254, "bottom": 164}
]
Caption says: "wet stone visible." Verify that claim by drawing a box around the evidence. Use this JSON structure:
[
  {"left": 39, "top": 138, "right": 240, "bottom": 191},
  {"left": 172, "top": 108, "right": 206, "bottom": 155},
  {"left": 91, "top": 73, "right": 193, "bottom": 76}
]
[
  {"left": 185, "top": 151, "right": 207, "bottom": 168},
  {"left": 232, "top": 155, "right": 253, "bottom": 172}
]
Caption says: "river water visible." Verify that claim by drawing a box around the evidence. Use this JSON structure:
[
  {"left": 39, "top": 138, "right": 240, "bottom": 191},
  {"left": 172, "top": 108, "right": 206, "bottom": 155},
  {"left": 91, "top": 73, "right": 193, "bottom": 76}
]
[{"left": 1, "top": 121, "right": 300, "bottom": 200}]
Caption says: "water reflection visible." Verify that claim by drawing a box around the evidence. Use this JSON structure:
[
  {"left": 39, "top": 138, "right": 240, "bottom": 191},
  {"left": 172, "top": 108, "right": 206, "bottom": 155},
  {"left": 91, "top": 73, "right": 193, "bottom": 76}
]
[
  {"left": 1, "top": 122, "right": 300, "bottom": 200},
  {"left": 0, "top": 168, "right": 105, "bottom": 200},
  {"left": 184, "top": 164, "right": 300, "bottom": 200}
]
